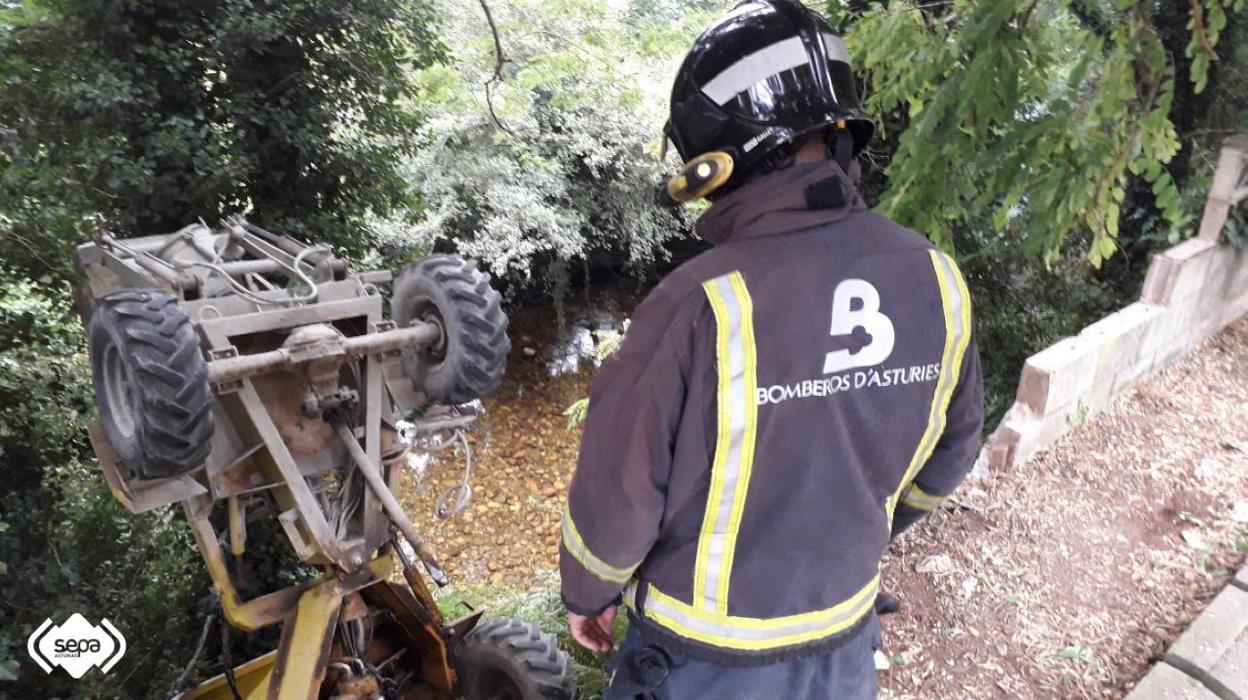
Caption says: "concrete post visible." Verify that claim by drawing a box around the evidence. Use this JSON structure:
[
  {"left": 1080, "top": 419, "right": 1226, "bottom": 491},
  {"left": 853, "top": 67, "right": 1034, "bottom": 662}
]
[{"left": 1196, "top": 135, "right": 1248, "bottom": 242}]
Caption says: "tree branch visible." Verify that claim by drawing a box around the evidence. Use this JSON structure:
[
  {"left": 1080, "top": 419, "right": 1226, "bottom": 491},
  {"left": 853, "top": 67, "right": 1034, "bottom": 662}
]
[
  {"left": 478, "top": 0, "right": 507, "bottom": 81},
  {"left": 167, "top": 612, "right": 215, "bottom": 700},
  {"left": 476, "top": 0, "right": 513, "bottom": 135},
  {"left": 1188, "top": 0, "right": 1217, "bottom": 60},
  {"left": 1089, "top": 70, "right": 1167, "bottom": 234},
  {"left": 1018, "top": 0, "right": 1042, "bottom": 30},
  {"left": 1069, "top": 0, "right": 1112, "bottom": 42},
  {"left": 483, "top": 80, "right": 514, "bottom": 136}
]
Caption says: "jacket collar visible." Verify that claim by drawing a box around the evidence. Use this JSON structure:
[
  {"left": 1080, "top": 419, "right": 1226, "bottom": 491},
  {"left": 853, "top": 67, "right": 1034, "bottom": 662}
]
[{"left": 694, "top": 159, "right": 865, "bottom": 246}]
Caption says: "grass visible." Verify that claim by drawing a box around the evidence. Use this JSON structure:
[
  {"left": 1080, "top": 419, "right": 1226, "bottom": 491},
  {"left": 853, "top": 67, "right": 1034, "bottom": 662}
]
[{"left": 434, "top": 570, "right": 617, "bottom": 698}]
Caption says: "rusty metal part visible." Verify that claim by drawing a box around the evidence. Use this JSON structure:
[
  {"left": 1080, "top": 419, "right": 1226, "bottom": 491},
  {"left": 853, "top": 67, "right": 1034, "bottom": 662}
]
[
  {"left": 286, "top": 324, "right": 349, "bottom": 401},
  {"left": 328, "top": 669, "right": 379, "bottom": 700},
  {"left": 393, "top": 538, "right": 443, "bottom": 628},
  {"left": 184, "top": 498, "right": 312, "bottom": 632},
  {"left": 177, "top": 650, "right": 279, "bottom": 699},
  {"left": 334, "top": 421, "right": 448, "bottom": 586},
  {"left": 206, "top": 323, "right": 440, "bottom": 386},
  {"left": 360, "top": 580, "right": 457, "bottom": 697},
  {"left": 88, "top": 422, "right": 207, "bottom": 513},
  {"left": 78, "top": 218, "right": 523, "bottom": 700},
  {"left": 228, "top": 496, "right": 247, "bottom": 556},
  {"left": 254, "top": 373, "right": 335, "bottom": 456},
  {"left": 443, "top": 611, "right": 485, "bottom": 653}
]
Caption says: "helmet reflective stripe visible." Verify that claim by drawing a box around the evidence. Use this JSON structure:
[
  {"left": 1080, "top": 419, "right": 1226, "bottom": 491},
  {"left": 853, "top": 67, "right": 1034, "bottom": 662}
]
[
  {"left": 820, "top": 34, "right": 852, "bottom": 64},
  {"left": 701, "top": 36, "right": 810, "bottom": 106},
  {"left": 700, "top": 34, "right": 853, "bottom": 107}
]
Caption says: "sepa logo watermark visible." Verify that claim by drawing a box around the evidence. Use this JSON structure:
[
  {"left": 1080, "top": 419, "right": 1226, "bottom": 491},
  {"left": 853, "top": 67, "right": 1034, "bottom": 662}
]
[{"left": 27, "top": 613, "right": 126, "bottom": 679}]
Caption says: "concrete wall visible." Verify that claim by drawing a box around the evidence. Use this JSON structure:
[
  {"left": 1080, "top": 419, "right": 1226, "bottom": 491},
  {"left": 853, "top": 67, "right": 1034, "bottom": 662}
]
[{"left": 982, "top": 136, "right": 1248, "bottom": 473}]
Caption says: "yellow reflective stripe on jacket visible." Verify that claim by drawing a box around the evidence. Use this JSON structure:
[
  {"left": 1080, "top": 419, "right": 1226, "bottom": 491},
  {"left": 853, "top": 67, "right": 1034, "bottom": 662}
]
[
  {"left": 693, "top": 271, "right": 759, "bottom": 615},
  {"left": 561, "top": 504, "right": 641, "bottom": 584},
  {"left": 887, "top": 250, "right": 971, "bottom": 523},
  {"left": 899, "top": 482, "right": 944, "bottom": 511},
  {"left": 633, "top": 575, "right": 879, "bottom": 651}
]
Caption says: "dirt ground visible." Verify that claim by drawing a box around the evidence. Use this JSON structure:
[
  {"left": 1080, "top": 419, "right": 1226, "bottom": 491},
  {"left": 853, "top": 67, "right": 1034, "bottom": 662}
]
[
  {"left": 877, "top": 317, "right": 1248, "bottom": 699},
  {"left": 406, "top": 300, "right": 1248, "bottom": 699}
]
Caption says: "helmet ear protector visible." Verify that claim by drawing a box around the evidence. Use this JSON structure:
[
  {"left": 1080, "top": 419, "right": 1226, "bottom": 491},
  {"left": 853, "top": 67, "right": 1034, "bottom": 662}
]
[
  {"left": 660, "top": 149, "right": 735, "bottom": 206},
  {"left": 660, "top": 120, "right": 852, "bottom": 206}
]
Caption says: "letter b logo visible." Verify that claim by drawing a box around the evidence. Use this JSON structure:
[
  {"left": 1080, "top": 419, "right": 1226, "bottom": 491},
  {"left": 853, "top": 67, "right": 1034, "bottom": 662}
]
[{"left": 823, "top": 279, "right": 895, "bottom": 374}]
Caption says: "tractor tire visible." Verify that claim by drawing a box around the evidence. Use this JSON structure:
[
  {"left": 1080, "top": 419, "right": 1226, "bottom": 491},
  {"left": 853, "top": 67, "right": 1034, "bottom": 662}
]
[
  {"left": 391, "top": 255, "right": 509, "bottom": 405},
  {"left": 456, "top": 618, "right": 576, "bottom": 700},
  {"left": 88, "top": 290, "right": 215, "bottom": 480}
]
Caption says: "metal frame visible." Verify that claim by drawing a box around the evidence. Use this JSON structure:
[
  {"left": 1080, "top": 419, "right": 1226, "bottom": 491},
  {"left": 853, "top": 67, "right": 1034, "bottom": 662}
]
[{"left": 79, "top": 218, "right": 476, "bottom": 700}]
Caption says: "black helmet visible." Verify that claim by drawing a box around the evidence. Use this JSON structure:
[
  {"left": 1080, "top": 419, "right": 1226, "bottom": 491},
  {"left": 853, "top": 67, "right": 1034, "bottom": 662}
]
[{"left": 663, "top": 0, "right": 874, "bottom": 200}]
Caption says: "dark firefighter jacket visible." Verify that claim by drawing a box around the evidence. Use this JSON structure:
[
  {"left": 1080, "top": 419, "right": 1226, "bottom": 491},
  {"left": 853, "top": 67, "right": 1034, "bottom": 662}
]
[{"left": 559, "top": 159, "right": 984, "bottom": 664}]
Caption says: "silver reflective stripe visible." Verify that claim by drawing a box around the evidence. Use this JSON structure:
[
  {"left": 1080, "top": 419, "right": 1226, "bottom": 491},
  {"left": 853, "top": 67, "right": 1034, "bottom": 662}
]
[
  {"left": 934, "top": 252, "right": 966, "bottom": 342},
  {"left": 701, "top": 34, "right": 854, "bottom": 106},
  {"left": 903, "top": 253, "right": 966, "bottom": 482},
  {"left": 886, "top": 250, "right": 969, "bottom": 528},
  {"left": 900, "top": 483, "right": 944, "bottom": 511},
  {"left": 644, "top": 577, "right": 879, "bottom": 646},
  {"left": 624, "top": 580, "right": 639, "bottom": 609},
  {"left": 821, "top": 34, "right": 852, "bottom": 64},
  {"left": 561, "top": 504, "right": 639, "bottom": 584},
  {"left": 699, "top": 274, "right": 751, "bottom": 613},
  {"left": 702, "top": 36, "right": 809, "bottom": 105}
]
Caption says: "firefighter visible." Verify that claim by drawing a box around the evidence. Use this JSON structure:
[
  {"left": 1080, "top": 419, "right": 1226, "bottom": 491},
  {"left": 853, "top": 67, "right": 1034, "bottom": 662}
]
[{"left": 559, "top": 1, "right": 984, "bottom": 697}]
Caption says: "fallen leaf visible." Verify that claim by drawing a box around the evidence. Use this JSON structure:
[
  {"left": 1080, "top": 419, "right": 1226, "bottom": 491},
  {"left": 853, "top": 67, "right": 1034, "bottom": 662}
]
[
  {"left": 1195, "top": 458, "right": 1224, "bottom": 480},
  {"left": 1180, "top": 528, "right": 1208, "bottom": 551},
  {"left": 874, "top": 650, "right": 892, "bottom": 671},
  {"left": 961, "top": 577, "right": 978, "bottom": 599},
  {"left": 1232, "top": 501, "right": 1248, "bottom": 524},
  {"left": 917, "top": 554, "right": 955, "bottom": 575}
]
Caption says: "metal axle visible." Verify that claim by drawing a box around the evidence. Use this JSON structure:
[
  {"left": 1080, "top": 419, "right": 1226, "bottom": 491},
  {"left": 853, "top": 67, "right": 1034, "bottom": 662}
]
[{"left": 206, "top": 322, "right": 440, "bottom": 385}]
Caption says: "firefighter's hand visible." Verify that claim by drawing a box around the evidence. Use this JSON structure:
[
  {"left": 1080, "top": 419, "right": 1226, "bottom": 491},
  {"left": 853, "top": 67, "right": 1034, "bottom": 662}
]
[{"left": 567, "top": 606, "right": 617, "bottom": 653}]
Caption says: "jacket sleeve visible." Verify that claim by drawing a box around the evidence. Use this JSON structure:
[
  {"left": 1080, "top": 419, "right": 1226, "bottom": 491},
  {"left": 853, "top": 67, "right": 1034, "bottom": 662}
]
[
  {"left": 891, "top": 337, "right": 984, "bottom": 538},
  {"left": 560, "top": 287, "right": 690, "bottom": 615}
]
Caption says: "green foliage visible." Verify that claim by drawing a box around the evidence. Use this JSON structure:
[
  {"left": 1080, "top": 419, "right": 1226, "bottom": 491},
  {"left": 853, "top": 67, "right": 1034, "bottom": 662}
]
[
  {"left": 0, "top": 276, "right": 208, "bottom": 696},
  {"left": 845, "top": 0, "right": 1245, "bottom": 267},
  {"left": 1224, "top": 199, "right": 1248, "bottom": 248},
  {"left": 1187, "top": 0, "right": 1246, "bottom": 93},
  {"left": 0, "top": 0, "right": 445, "bottom": 281},
  {"left": 376, "top": 0, "right": 713, "bottom": 290}
]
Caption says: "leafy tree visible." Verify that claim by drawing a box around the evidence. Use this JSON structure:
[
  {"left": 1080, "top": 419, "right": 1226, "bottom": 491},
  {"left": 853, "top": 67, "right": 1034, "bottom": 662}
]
[
  {"left": 0, "top": 1, "right": 446, "bottom": 692},
  {"left": 827, "top": 0, "right": 1247, "bottom": 425},
  {"left": 839, "top": 0, "right": 1246, "bottom": 266},
  {"left": 0, "top": 277, "right": 209, "bottom": 696},
  {"left": 375, "top": 0, "right": 714, "bottom": 291},
  {"left": 0, "top": 0, "right": 444, "bottom": 281}
]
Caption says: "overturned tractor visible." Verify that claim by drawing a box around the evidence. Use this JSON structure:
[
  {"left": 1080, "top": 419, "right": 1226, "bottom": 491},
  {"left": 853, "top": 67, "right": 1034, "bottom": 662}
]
[{"left": 76, "top": 216, "right": 575, "bottom": 699}]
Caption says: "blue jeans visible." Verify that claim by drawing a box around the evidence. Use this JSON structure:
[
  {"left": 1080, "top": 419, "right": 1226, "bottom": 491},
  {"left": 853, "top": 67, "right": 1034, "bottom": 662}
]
[{"left": 603, "top": 614, "right": 880, "bottom": 700}]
